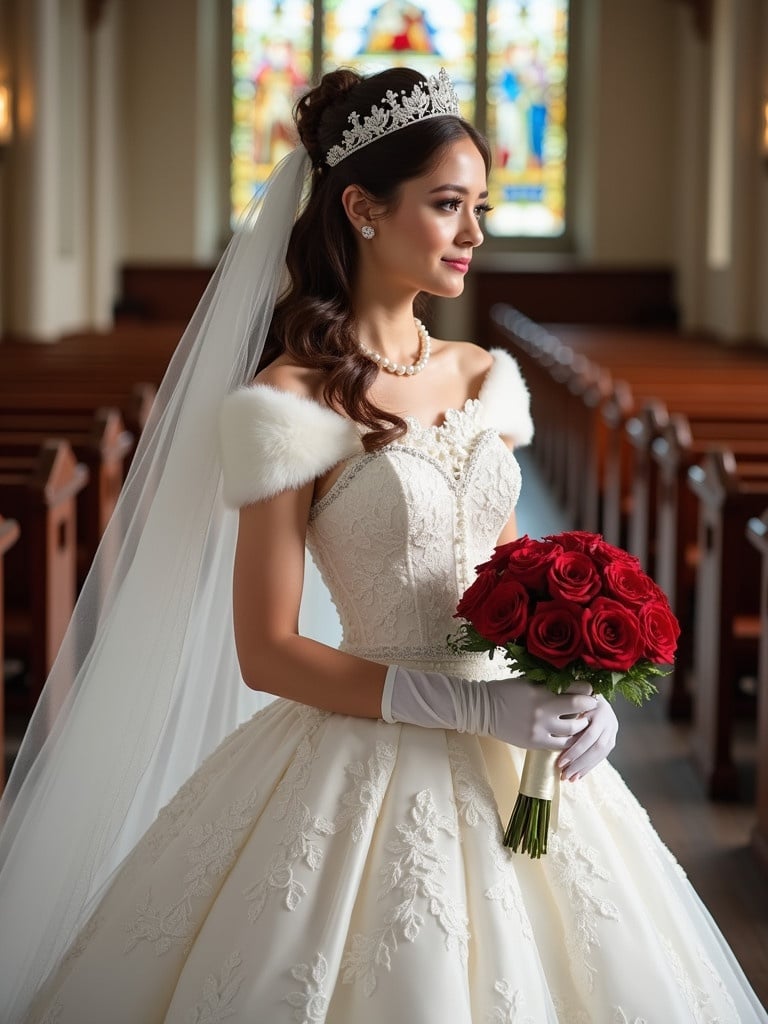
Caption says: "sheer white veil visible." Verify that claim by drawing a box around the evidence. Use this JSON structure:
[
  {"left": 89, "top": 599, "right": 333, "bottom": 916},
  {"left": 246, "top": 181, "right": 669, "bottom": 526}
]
[{"left": 0, "top": 147, "right": 332, "bottom": 1021}]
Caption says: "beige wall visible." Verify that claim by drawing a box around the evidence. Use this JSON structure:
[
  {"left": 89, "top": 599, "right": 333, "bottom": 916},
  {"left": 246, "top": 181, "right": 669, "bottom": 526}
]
[
  {"left": 7, "top": 0, "right": 90, "bottom": 339},
  {"left": 673, "top": 3, "right": 709, "bottom": 334},
  {"left": 754, "top": 0, "right": 768, "bottom": 341},
  {"left": 0, "top": 0, "right": 12, "bottom": 334},
  {"left": 120, "top": 0, "right": 230, "bottom": 263},
  {"left": 693, "top": 0, "right": 768, "bottom": 342},
  {"left": 583, "top": 0, "right": 679, "bottom": 264},
  {"left": 1, "top": 0, "right": 121, "bottom": 340},
  {"left": 87, "top": 0, "right": 122, "bottom": 330}
]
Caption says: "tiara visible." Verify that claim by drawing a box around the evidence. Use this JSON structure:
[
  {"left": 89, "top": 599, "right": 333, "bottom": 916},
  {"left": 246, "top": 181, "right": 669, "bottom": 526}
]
[{"left": 325, "top": 67, "right": 461, "bottom": 167}]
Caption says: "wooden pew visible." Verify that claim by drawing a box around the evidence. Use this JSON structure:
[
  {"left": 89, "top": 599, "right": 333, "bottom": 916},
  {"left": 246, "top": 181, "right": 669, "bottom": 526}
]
[
  {"left": 0, "top": 409, "right": 133, "bottom": 586},
  {"left": 687, "top": 451, "right": 768, "bottom": 798},
  {"left": 651, "top": 419, "right": 768, "bottom": 717},
  {"left": 747, "top": 509, "right": 768, "bottom": 872},
  {"left": 630, "top": 409, "right": 768, "bottom": 574},
  {"left": 488, "top": 309, "right": 768, "bottom": 544},
  {"left": 0, "top": 442, "right": 89, "bottom": 716},
  {"left": 0, "top": 515, "right": 21, "bottom": 792},
  {"left": 601, "top": 381, "right": 768, "bottom": 549},
  {"left": 564, "top": 361, "right": 611, "bottom": 529},
  {"left": 625, "top": 400, "right": 670, "bottom": 571},
  {"left": 0, "top": 384, "right": 154, "bottom": 457},
  {"left": 528, "top": 322, "right": 768, "bottom": 545}
]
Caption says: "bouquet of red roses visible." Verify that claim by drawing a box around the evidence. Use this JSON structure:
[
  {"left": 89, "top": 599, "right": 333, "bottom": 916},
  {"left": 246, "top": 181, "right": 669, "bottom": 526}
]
[{"left": 448, "top": 530, "right": 680, "bottom": 858}]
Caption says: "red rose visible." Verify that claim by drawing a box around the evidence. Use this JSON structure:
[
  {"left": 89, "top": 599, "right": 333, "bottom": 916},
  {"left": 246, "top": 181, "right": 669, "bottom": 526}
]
[
  {"left": 547, "top": 551, "right": 601, "bottom": 604},
  {"left": 470, "top": 580, "right": 530, "bottom": 645},
  {"left": 591, "top": 540, "right": 641, "bottom": 570},
  {"left": 501, "top": 538, "right": 562, "bottom": 590},
  {"left": 544, "top": 530, "right": 598, "bottom": 554},
  {"left": 526, "top": 600, "right": 584, "bottom": 669},
  {"left": 546, "top": 531, "right": 641, "bottom": 570},
  {"left": 455, "top": 569, "right": 498, "bottom": 624},
  {"left": 582, "top": 597, "right": 643, "bottom": 671},
  {"left": 475, "top": 535, "right": 534, "bottom": 574},
  {"left": 602, "top": 562, "right": 658, "bottom": 608},
  {"left": 638, "top": 600, "right": 680, "bottom": 664}
]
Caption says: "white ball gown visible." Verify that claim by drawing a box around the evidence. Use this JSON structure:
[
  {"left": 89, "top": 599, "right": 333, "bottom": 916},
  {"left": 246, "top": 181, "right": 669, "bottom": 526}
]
[{"left": 26, "top": 350, "right": 766, "bottom": 1023}]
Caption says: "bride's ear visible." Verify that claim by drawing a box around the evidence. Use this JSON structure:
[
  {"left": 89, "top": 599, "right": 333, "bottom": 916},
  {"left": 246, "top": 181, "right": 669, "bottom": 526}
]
[{"left": 341, "top": 184, "right": 384, "bottom": 233}]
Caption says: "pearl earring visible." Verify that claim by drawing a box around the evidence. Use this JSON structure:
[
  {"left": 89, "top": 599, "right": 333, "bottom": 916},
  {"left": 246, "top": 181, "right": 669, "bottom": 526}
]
[{"left": 361, "top": 225, "right": 375, "bottom": 240}]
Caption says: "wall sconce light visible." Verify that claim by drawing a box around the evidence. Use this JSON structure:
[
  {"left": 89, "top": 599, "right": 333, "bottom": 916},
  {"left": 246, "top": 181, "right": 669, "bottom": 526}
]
[
  {"left": 0, "top": 84, "right": 12, "bottom": 147},
  {"left": 763, "top": 99, "right": 768, "bottom": 170}
]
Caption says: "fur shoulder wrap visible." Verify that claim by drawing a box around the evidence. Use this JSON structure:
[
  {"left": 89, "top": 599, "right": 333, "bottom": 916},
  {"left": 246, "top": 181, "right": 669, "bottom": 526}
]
[
  {"left": 218, "top": 385, "right": 364, "bottom": 508},
  {"left": 218, "top": 348, "right": 533, "bottom": 508},
  {"left": 481, "top": 348, "right": 534, "bottom": 447}
]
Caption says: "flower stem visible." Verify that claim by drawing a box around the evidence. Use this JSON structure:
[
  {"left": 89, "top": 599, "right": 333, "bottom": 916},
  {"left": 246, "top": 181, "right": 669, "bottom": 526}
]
[{"left": 503, "top": 795, "right": 551, "bottom": 858}]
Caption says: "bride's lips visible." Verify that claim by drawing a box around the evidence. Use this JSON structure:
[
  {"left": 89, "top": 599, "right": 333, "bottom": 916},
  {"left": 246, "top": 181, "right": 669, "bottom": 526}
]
[{"left": 441, "top": 257, "right": 471, "bottom": 274}]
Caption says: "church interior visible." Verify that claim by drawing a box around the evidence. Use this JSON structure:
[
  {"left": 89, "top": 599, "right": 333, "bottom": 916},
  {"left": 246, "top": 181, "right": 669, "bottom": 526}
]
[{"left": 0, "top": 0, "right": 767, "bottom": 1007}]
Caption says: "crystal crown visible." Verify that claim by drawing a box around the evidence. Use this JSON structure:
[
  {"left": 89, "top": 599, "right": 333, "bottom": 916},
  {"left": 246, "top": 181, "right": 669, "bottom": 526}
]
[{"left": 325, "top": 67, "right": 461, "bottom": 167}]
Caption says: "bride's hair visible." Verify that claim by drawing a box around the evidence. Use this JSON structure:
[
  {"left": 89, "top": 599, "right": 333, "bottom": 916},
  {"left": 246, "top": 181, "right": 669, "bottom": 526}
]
[{"left": 262, "top": 66, "right": 491, "bottom": 451}]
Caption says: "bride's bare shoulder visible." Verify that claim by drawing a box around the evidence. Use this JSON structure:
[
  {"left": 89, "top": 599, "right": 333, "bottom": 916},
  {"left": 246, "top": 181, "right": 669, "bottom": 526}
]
[
  {"left": 434, "top": 339, "right": 494, "bottom": 382},
  {"left": 253, "top": 355, "right": 326, "bottom": 402}
]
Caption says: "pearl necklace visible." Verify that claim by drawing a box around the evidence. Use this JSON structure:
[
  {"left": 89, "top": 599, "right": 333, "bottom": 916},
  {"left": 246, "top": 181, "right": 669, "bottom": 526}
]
[{"left": 357, "top": 318, "right": 431, "bottom": 376}]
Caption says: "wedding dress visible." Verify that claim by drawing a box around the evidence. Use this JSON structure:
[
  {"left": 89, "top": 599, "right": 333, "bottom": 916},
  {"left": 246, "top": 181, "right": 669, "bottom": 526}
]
[{"left": 26, "top": 350, "right": 765, "bottom": 1023}]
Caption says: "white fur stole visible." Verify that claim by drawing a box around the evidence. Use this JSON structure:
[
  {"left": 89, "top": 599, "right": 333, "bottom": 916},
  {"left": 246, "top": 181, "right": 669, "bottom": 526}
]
[
  {"left": 481, "top": 348, "right": 534, "bottom": 446},
  {"left": 218, "top": 349, "right": 533, "bottom": 508},
  {"left": 219, "top": 385, "right": 363, "bottom": 508}
]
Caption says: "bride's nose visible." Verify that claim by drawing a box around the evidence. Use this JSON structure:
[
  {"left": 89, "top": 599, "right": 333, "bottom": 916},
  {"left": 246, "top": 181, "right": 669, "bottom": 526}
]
[{"left": 456, "top": 210, "right": 484, "bottom": 248}]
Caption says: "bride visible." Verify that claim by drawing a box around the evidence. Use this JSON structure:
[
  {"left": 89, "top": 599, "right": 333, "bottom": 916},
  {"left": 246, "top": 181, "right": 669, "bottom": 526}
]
[{"left": 0, "top": 65, "right": 765, "bottom": 1023}]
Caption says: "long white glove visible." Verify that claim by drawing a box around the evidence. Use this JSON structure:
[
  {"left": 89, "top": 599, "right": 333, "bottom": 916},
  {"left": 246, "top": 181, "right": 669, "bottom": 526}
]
[
  {"left": 556, "top": 694, "right": 618, "bottom": 780},
  {"left": 382, "top": 665, "right": 597, "bottom": 752}
]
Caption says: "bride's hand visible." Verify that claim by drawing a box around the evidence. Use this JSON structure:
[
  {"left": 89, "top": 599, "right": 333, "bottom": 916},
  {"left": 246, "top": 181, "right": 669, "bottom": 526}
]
[{"left": 556, "top": 694, "right": 618, "bottom": 781}]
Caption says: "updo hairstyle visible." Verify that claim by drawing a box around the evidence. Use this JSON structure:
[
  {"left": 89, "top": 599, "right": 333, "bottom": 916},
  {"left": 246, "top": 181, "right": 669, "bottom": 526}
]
[{"left": 263, "top": 67, "right": 491, "bottom": 450}]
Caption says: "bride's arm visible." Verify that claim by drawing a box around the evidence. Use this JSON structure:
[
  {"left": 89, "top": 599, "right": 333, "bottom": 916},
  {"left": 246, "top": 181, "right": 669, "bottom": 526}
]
[
  {"left": 232, "top": 479, "right": 388, "bottom": 718},
  {"left": 495, "top": 507, "right": 518, "bottom": 547}
]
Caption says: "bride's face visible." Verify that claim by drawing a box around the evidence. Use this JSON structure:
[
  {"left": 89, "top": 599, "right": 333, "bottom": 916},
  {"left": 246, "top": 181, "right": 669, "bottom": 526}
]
[{"left": 367, "top": 136, "right": 489, "bottom": 299}]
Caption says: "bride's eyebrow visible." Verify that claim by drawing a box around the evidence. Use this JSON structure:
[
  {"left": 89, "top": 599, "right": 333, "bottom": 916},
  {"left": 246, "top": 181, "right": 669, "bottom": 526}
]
[{"left": 429, "top": 184, "right": 490, "bottom": 199}]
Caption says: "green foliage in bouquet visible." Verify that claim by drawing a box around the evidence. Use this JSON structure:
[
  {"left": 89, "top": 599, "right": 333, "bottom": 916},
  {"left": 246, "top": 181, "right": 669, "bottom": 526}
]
[{"left": 448, "top": 621, "right": 666, "bottom": 706}]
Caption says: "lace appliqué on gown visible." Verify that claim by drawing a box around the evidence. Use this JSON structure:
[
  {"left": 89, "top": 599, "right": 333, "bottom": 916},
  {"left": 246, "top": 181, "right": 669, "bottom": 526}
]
[
  {"left": 185, "top": 951, "right": 244, "bottom": 1024},
  {"left": 447, "top": 737, "right": 532, "bottom": 938},
  {"left": 285, "top": 953, "right": 330, "bottom": 1024},
  {"left": 244, "top": 736, "right": 396, "bottom": 921},
  {"left": 612, "top": 1012, "right": 648, "bottom": 1024},
  {"left": 486, "top": 980, "right": 536, "bottom": 1024},
  {"left": 661, "top": 937, "right": 740, "bottom": 1024},
  {"left": 125, "top": 784, "right": 272, "bottom": 956},
  {"left": 547, "top": 802, "right": 620, "bottom": 994},
  {"left": 124, "top": 708, "right": 328, "bottom": 957},
  {"left": 341, "top": 788, "right": 469, "bottom": 996}
]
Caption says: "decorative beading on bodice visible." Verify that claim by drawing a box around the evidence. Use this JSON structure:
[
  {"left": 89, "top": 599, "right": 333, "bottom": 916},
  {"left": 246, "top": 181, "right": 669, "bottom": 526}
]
[{"left": 307, "top": 400, "right": 521, "bottom": 665}]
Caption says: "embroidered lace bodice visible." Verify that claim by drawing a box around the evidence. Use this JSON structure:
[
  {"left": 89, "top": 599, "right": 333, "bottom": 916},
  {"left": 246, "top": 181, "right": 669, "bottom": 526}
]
[{"left": 307, "top": 402, "right": 521, "bottom": 665}]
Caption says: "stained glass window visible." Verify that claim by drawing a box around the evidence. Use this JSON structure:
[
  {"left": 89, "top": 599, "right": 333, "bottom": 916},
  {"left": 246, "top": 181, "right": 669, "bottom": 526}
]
[
  {"left": 485, "top": 0, "right": 569, "bottom": 237},
  {"left": 232, "top": 0, "right": 570, "bottom": 240},
  {"left": 231, "top": 0, "right": 313, "bottom": 222},
  {"left": 322, "top": 0, "right": 476, "bottom": 122}
]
